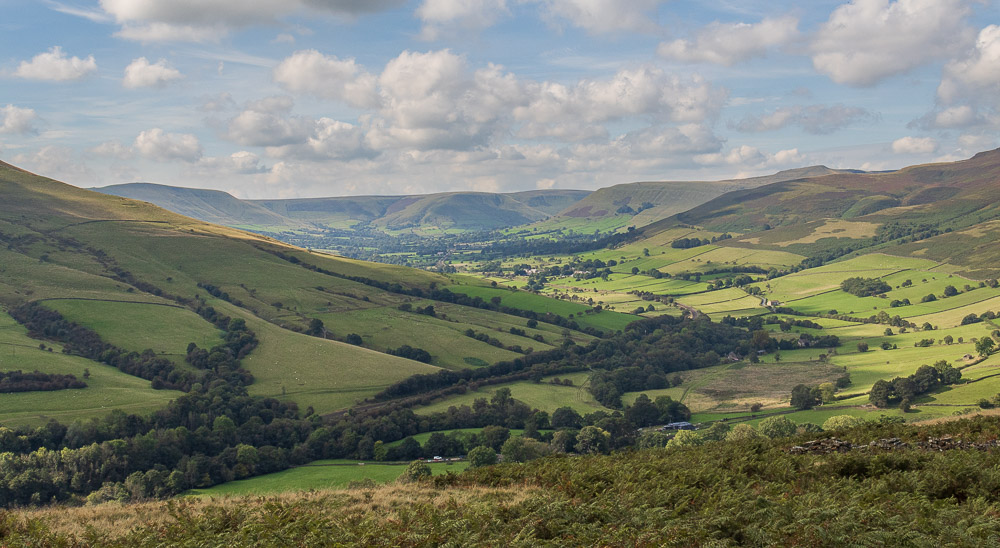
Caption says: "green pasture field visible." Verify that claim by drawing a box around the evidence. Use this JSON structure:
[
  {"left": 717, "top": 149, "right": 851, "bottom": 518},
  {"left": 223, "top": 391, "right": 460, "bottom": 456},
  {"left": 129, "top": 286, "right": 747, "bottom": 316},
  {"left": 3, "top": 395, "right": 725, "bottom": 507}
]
[
  {"left": 427, "top": 302, "right": 592, "bottom": 346},
  {"left": 677, "top": 288, "right": 755, "bottom": 307},
  {"left": 0, "top": 310, "right": 183, "bottom": 426},
  {"left": 187, "top": 460, "right": 469, "bottom": 497},
  {"left": 320, "top": 305, "right": 525, "bottom": 370},
  {"left": 445, "top": 284, "right": 635, "bottom": 332},
  {"left": 550, "top": 274, "right": 707, "bottom": 296},
  {"left": 522, "top": 215, "right": 631, "bottom": 236},
  {"left": 385, "top": 428, "right": 532, "bottom": 447},
  {"left": 774, "top": 282, "right": 1000, "bottom": 324},
  {"left": 907, "top": 295, "right": 1000, "bottom": 327},
  {"left": 687, "top": 299, "right": 768, "bottom": 317},
  {"left": 827, "top": 347, "right": 984, "bottom": 398},
  {"left": 660, "top": 246, "right": 805, "bottom": 275},
  {"left": 758, "top": 254, "right": 939, "bottom": 301},
  {"left": 413, "top": 373, "right": 608, "bottom": 416},
  {"left": 43, "top": 299, "right": 224, "bottom": 368},
  {"left": 231, "top": 304, "right": 440, "bottom": 414},
  {"left": 0, "top": 246, "right": 143, "bottom": 305}
]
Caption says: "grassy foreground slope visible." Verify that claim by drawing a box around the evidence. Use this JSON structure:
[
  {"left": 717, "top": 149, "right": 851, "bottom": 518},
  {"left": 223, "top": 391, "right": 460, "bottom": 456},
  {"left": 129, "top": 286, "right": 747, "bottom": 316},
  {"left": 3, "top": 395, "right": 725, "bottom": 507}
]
[{"left": 8, "top": 415, "right": 1000, "bottom": 546}]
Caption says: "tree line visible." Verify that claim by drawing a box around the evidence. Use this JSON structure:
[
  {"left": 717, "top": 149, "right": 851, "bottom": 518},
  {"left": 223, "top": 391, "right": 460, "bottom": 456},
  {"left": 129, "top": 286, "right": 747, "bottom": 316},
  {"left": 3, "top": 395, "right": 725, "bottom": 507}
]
[{"left": 0, "top": 370, "right": 86, "bottom": 393}]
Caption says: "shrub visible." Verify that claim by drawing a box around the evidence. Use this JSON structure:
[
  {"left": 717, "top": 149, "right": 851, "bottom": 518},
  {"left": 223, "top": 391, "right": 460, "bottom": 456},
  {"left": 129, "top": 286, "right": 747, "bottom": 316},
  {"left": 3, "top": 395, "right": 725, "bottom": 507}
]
[
  {"left": 725, "top": 424, "right": 763, "bottom": 441},
  {"left": 822, "top": 415, "right": 866, "bottom": 431},
  {"left": 758, "top": 416, "right": 797, "bottom": 439},
  {"left": 401, "top": 460, "right": 431, "bottom": 482},
  {"left": 468, "top": 446, "right": 498, "bottom": 468}
]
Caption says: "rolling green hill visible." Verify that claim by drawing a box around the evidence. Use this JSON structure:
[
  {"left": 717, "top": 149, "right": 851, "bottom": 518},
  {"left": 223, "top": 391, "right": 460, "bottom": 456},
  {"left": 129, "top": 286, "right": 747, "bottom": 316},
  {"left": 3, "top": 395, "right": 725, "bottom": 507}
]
[
  {"left": 529, "top": 166, "right": 847, "bottom": 234},
  {"left": 254, "top": 189, "right": 590, "bottom": 232},
  {"left": 92, "top": 183, "right": 308, "bottom": 230},
  {"left": 633, "top": 149, "right": 1000, "bottom": 277},
  {"left": 94, "top": 183, "right": 590, "bottom": 233},
  {"left": 0, "top": 161, "right": 616, "bottom": 421}
]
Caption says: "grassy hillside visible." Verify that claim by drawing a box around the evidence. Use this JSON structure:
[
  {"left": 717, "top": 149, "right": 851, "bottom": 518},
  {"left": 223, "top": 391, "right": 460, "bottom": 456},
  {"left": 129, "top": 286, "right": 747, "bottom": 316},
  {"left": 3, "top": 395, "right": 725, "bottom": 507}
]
[
  {"left": 528, "top": 166, "right": 844, "bottom": 234},
  {"left": 92, "top": 183, "right": 306, "bottom": 231},
  {"left": 633, "top": 149, "right": 1000, "bottom": 276},
  {"left": 0, "top": 161, "right": 611, "bottom": 419},
  {"left": 250, "top": 189, "right": 590, "bottom": 232},
  {"left": 187, "top": 460, "right": 468, "bottom": 497},
  {"left": 0, "top": 309, "right": 182, "bottom": 426}
]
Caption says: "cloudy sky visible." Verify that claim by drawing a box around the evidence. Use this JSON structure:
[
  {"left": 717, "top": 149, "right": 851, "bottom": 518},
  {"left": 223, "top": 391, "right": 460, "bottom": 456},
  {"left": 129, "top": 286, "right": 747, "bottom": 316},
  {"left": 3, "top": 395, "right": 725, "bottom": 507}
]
[{"left": 1, "top": 0, "right": 998, "bottom": 198}]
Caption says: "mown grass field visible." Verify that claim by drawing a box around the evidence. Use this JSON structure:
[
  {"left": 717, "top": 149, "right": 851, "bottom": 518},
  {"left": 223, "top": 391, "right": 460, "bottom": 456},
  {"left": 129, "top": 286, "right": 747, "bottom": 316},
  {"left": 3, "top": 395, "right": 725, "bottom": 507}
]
[
  {"left": 413, "top": 372, "right": 607, "bottom": 416},
  {"left": 321, "top": 305, "right": 526, "bottom": 370},
  {"left": 384, "top": 428, "right": 534, "bottom": 447},
  {"left": 0, "top": 310, "right": 182, "bottom": 426},
  {"left": 44, "top": 299, "right": 224, "bottom": 368},
  {"left": 187, "top": 460, "right": 469, "bottom": 497},
  {"left": 446, "top": 283, "right": 635, "bottom": 332},
  {"left": 227, "top": 303, "right": 441, "bottom": 415}
]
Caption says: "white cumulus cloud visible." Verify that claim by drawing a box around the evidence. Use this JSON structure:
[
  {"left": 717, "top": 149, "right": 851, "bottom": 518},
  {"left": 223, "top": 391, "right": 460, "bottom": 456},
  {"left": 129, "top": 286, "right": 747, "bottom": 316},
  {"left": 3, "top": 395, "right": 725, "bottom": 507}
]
[
  {"left": 91, "top": 140, "right": 133, "bottom": 159},
  {"left": 133, "top": 128, "right": 203, "bottom": 162},
  {"left": 273, "top": 50, "right": 379, "bottom": 108},
  {"left": 98, "top": 0, "right": 406, "bottom": 42},
  {"left": 531, "top": 0, "right": 664, "bottom": 34},
  {"left": 225, "top": 97, "right": 316, "bottom": 147},
  {"left": 514, "top": 67, "right": 726, "bottom": 136},
  {"left": 811, "top": 0, "right": 974, "bottom": 86},
  {"left": 0, "top": 105, "right": 39, "bottom": 135},
  {"left": 417, "top": 0, "right": 509, "bottom": 40},
  {"left": 658, "top": 16, "right": 799, "bottom": 66},
  {"left": 196, "top": 151, "right": 270, "bottom": 174},
  {"left": 891, "top": 136, "right": 938, "bottom": 154},
  {"left": 938, "top": 25, "right": 1000, "bottom": 104},
  {"left": 14, "top": 46, "right": 97, "bottom": 81},
  {"left": 123, "top": 57, "right": 183, "bottom": 88}
]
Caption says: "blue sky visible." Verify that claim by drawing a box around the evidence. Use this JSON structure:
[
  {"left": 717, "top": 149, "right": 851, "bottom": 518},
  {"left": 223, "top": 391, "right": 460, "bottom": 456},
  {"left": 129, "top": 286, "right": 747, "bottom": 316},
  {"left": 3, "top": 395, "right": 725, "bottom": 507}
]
[{"left": 1, "top": 0, "right": 998, "bottom": 198}]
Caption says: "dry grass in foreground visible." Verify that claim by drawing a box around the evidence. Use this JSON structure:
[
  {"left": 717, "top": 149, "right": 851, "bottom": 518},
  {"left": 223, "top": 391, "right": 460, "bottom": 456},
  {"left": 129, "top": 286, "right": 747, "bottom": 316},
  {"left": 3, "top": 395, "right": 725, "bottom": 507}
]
[
  {"left": 910, "top": 407, "right": 1000, "bottom": 426},
  {"left": 13, "top": 483, "right": 537, "bottom": 541}
]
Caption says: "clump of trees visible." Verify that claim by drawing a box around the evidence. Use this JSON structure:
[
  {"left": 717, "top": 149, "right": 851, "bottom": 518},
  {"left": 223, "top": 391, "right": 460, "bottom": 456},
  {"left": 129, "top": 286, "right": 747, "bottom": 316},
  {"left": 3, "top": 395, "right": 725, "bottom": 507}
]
[
  {"left": 388, "top": 345, "right": 433, "bottom": 363},
  {"left": 840, "top": 277, "right": 891, "bottom": 297},
  {"left": 869, "top": 361, "right": 962, "bottom": 408}
]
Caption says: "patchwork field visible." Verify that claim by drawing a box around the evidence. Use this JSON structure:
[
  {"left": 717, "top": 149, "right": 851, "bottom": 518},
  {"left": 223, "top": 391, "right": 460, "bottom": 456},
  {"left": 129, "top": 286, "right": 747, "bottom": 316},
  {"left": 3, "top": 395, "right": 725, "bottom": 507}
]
[
  {"left": 459, "top": 244, "right": 1000, "bottom": 427},
  {"left": 0, "top": 310, "right": 183, "bottom": 426},
  {"left": 413, "top": 372, "right": 608, "bottom": 416},
  {"left": 187, "top": 460, "right": 469, "bottom": 497},
  {"left": 43, "top": 299, "right": 225, "bottom": 368}
]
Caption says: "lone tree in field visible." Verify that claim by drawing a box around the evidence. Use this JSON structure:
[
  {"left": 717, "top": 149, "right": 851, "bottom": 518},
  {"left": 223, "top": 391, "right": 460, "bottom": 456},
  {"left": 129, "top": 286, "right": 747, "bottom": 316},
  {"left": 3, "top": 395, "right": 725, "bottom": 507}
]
[
  {"left": 305, "top": 318, "right": 325, "bottom": 337},
  {"left": 758, "top": 416, "right": 797, "bottom": 439},
  {"left": 790, "top": 384, "right": 819, "bottom": 410},
  {"left": 977, "top": 337, "right": 996, "bottom": 358},
  {"left": 468, "top": 446, "right": 498, "bottom": 468},
  {"left": 402, "top": 460, "right": 431, "bottom": 482}
]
